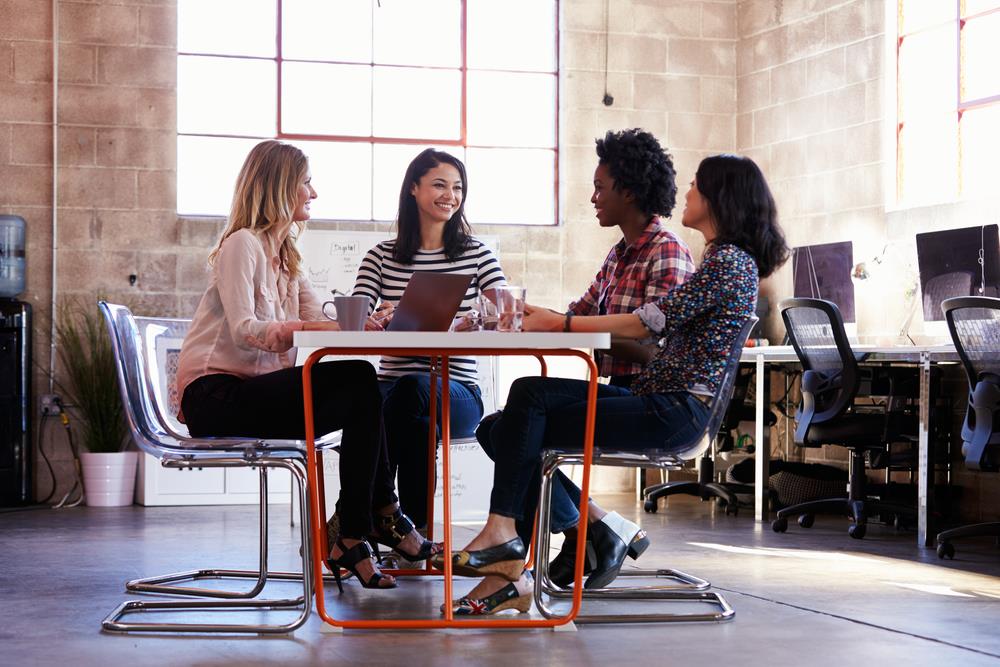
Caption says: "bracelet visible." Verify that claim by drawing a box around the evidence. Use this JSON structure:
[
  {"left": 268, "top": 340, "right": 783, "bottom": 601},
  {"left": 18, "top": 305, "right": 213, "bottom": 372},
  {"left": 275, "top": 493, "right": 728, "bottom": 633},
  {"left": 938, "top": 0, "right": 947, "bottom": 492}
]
[{"left": 563, "top": 312, "right": 573, "bottom": 332}]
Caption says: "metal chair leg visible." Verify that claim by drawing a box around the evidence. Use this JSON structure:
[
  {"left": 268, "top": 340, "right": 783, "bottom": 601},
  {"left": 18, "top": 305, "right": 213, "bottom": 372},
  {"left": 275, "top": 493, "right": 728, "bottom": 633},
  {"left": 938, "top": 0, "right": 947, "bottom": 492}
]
[
  {"left": 532, "top": 451, "right": 735, "bottom": 624},
  {"left": 101, "top": 458, "right": 316, "bottom": 634}
]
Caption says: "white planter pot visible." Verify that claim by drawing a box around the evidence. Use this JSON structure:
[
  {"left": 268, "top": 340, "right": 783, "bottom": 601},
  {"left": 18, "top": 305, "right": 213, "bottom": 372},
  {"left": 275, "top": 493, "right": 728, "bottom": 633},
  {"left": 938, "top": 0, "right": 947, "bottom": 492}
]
[{"left": 81, "top": 451, "right": 138, "bottom": 507}]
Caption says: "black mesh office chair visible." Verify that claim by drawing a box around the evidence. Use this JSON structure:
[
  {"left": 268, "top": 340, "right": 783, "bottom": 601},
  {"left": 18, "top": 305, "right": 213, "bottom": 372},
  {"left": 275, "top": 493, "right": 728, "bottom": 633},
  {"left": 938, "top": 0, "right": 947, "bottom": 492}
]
[
  {"left": 936, "top": 296, "right": 1000, "bottom": 559},
  {"left": 771, "top": 298, "right": 917, "bottom": 539}
]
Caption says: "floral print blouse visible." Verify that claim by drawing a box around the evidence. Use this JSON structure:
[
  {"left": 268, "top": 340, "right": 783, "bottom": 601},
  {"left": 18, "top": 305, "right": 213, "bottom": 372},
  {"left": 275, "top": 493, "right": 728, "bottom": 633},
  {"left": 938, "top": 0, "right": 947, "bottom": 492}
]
[{"left": 631, "top": 243, "right": 758, "bottom": 397}]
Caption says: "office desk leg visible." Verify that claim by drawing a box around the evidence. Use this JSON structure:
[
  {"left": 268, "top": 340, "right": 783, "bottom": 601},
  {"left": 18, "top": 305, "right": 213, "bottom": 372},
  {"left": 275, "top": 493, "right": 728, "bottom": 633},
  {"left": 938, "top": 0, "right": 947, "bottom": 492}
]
[
  {"left": 917, "top": 351, "right": 933, "bottom": 547},
  {"left": 754, "top": 354, "right": 770, "bottom": 522}
]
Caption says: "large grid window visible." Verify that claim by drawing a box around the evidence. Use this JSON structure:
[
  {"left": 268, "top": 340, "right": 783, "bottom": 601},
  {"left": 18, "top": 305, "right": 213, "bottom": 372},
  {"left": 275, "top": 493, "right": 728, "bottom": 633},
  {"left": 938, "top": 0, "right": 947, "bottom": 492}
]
[
  {"left": 176, "top": 0, "right": 559, "bottom": 225},
  {"left": 896, "top": 1, "right": 1000, "bottom": 207}
]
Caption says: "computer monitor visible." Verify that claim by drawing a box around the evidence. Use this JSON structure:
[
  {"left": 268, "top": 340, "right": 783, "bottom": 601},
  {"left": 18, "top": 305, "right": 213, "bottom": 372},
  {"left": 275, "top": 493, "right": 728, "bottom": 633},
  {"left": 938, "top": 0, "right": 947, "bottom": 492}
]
[
  {"left": 792, "top": 240, "right": 856, "bottom": 323},
  {"left": 916, "top": 224, "right": 999, "bottom": 322}
]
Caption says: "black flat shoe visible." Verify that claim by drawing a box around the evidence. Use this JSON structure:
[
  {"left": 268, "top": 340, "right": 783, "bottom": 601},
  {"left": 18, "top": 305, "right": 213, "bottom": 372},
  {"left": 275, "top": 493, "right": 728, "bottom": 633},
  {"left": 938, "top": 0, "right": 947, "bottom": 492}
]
[
  {"left": 328, "top": 538, "right": 397, "bottom": 591},
  {"left": 369, "top": 509, "right": 439, "bottom": 561},
  {"left": 548, "top": 534, "right": 595, "bottom": 588},
  {"left": 584, "top": 512, "right": 650, "bottom": 589},
  {"left": 431, "top": 537, "right": 527, "bottom": 581}
]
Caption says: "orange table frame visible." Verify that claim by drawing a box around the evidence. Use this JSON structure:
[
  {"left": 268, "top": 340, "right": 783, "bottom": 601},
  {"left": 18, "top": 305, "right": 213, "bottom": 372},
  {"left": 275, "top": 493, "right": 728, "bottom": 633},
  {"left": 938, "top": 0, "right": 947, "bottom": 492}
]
[{"left": 302, "top": 346, "right": 599, "bottom": 630}]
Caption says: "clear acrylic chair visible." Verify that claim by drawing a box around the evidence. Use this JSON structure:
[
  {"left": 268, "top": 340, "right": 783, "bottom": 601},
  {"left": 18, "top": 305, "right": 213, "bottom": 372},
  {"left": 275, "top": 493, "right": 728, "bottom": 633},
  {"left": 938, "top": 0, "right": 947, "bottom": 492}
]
[
  {"left": 99, "top": 301, "right": 337, "bottom": 634},
  {"left": 532, "top": 317, "right": 757, "bottom": 624}
]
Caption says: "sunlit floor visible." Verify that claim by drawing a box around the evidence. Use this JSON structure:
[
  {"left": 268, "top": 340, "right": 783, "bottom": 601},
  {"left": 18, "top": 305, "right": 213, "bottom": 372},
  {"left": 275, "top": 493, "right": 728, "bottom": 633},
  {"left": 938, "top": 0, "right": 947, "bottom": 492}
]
[{"left": 3, "top": 493, "right": 1000, "bottom": 666}]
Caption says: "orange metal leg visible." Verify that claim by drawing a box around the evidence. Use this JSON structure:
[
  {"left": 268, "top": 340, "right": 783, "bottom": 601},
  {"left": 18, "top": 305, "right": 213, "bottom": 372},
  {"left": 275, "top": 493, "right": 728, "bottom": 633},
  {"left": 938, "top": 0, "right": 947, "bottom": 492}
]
[{"left": 300, "top": 346, "right": 598, "bottom": 630}]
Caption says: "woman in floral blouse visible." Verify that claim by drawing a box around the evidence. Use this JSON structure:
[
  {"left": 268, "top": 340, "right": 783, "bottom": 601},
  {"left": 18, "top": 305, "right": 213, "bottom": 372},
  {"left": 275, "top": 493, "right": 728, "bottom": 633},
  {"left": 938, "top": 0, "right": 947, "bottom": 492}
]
[{"left": 434, "top": 154, "right": 789, "bottom": 615}]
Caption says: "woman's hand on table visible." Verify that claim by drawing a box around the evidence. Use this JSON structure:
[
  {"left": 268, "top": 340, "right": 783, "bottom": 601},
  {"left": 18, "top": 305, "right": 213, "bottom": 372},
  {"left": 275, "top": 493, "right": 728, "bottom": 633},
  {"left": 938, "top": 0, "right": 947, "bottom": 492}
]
[
  {"left": 366, "top": 302, "right": 395, "bottom": 331},
  {"left": 522, "top": 304, "right": 563, "bottom": 332},
  {"left": 302, "top": 320, "right": 341, "bottom": 332}
]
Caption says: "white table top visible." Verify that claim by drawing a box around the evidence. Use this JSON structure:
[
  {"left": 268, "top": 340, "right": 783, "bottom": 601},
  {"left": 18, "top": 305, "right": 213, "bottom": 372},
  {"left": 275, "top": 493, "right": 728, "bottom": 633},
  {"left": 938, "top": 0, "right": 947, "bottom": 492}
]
[
  {"left": 294, "top": 330, "right": 611, "bottom": 350},
  {"left": 740, "top": 343, "right": 957, "bottom": 363}
]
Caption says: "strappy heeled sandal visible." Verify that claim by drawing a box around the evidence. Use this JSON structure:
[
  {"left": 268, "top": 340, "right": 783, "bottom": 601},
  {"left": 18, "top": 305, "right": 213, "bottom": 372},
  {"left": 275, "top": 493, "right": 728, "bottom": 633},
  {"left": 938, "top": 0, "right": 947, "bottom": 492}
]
[
  {"left": 328, "top": 538, "right": 397, "bottom": 591},
  {"left": 369, "top": 509, "right": 439, "bottom": 561}
]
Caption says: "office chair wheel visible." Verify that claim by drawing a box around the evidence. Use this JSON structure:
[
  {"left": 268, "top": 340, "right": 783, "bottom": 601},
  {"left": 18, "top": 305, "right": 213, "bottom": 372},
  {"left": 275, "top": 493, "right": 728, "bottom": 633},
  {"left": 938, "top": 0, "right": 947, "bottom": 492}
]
[
  {"left": 797, "top": 514, "right": 814, "bottom": 529},
  {"left": 771, "top": 517, "right": 788, "bottom": 533},
  {"left": 848, "top": 523, "right": 866, "bottom": 539},
  {"left": 725, "top": 502, "right": 738, "bottom": 517},
  {"left": 936, "top": 541, "right": 955, "bottom": 560},
  {"left": 643, "top": 499, "right": 658, "bottom": 514}
]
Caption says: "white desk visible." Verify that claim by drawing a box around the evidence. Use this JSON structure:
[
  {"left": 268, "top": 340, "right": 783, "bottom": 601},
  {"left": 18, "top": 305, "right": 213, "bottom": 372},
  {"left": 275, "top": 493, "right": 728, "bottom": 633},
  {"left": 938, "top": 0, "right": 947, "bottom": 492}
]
[
  {"left": 293, "top": 330, "right": 609, "bottom": 630},
  {"left": 740, "top": 344, "right": 958, "bottom": 546}
]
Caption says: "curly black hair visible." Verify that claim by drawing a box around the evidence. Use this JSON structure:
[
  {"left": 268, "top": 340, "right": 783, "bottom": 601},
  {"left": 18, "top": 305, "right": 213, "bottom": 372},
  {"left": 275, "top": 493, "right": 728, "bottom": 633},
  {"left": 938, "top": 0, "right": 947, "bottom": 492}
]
[
  {"left": 695, "top": 154, "right": 789, "bottom": 278},
  {"left": 595, "top": 128, "right": 677, "bottom": 218}
]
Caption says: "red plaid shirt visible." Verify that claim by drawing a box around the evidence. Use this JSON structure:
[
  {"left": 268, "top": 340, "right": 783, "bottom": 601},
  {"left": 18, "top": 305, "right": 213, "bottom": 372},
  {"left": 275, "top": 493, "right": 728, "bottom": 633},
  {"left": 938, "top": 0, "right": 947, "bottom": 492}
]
[{"left": 568, "top": 217, "right": 694, "bottom": 378}]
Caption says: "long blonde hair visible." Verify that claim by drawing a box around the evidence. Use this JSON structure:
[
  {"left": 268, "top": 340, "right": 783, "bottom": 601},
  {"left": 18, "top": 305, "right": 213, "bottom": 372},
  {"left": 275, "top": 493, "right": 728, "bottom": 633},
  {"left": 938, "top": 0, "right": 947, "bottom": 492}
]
[{"left": 209, "top": 140, "right": 308, "bottom": 277}]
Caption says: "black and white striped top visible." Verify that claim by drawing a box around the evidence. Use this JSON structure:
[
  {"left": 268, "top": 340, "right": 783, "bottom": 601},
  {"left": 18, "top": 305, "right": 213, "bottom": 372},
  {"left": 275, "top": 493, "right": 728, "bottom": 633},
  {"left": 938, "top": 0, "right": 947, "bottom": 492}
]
[{"left": 352, "top": 238, "right": 506, "bottom": 386}]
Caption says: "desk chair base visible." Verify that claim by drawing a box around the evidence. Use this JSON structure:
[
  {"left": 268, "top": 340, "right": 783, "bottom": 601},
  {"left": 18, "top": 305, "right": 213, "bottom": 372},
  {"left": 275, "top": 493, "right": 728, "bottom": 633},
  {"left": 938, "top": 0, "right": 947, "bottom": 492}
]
[
  {"left": 771, "top": 496, "right": 916, "bottom": 539},
  {"left": 936, "top": 522, "right": 1000, "bottom": 559},
  {"left": 102, "top": 459, "right": 316, "bottom": 634},
  {"left": 534, "top": 450, "right": 734, "bottom": 624}
]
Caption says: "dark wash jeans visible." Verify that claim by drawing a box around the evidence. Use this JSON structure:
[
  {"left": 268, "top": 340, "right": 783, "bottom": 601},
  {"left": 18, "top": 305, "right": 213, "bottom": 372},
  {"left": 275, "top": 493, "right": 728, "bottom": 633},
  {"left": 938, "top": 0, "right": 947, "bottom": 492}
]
[
  {"left": 379, "top": 373, "right": 484, "bottom": 528},
  {"left": 181, "top": 360, "right": 397, "bottom": 538},
  {"left": 486, "top": 376, "right": 709, "bottom": 545}
]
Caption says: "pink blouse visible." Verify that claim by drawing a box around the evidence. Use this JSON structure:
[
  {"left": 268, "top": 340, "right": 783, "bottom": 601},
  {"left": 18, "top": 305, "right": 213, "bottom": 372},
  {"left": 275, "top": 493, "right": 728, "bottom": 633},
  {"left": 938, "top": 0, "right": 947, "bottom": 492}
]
[{"left": 175, "top": 228, "right": 324, "bottom": 418}]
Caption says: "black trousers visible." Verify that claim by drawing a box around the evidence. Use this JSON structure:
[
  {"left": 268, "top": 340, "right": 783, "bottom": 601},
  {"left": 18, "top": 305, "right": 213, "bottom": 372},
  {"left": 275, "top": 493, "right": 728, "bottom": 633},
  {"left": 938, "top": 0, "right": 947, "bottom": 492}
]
[{"left": 181, "top": 361, "right": 397, "bottom": 537}]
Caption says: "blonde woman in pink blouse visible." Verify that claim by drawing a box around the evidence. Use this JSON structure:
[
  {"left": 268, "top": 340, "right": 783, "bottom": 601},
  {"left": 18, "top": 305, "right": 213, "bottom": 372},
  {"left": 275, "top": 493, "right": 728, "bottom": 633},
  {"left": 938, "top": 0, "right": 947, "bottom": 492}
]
[{"left": 176, "top": 140, "right": 438, "bottom": 591}]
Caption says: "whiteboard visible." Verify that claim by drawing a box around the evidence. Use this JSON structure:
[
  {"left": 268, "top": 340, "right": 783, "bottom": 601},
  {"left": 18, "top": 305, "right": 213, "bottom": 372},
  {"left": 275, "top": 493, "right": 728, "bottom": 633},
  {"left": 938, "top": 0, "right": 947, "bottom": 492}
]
[{"left": 297, "top": 229, "right": 499, "bottom": 297}]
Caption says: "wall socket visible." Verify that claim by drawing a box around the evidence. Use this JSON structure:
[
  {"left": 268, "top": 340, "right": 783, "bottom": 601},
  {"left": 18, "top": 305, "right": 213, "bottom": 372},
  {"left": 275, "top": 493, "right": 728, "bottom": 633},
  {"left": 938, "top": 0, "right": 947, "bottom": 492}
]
[{"left": 40, "top": 394, "right": 62, "bottom": 415}]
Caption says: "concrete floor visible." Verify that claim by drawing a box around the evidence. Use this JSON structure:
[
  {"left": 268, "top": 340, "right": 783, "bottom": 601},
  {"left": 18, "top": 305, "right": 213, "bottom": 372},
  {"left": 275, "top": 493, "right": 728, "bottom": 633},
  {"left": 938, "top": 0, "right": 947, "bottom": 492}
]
[{"left": 2, "top": 493, "right": 1000, "bottom": 666}]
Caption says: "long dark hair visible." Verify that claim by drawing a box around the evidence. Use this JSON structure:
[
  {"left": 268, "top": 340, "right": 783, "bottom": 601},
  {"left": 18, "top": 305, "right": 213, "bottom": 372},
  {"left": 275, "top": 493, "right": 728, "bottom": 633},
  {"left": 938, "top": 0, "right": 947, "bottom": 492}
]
[
  {"left": 393, "top": 148, "right": 473, "bottom": 264},
  {"left": 695, "top": 154, "right": 789, "bottom": 278}
]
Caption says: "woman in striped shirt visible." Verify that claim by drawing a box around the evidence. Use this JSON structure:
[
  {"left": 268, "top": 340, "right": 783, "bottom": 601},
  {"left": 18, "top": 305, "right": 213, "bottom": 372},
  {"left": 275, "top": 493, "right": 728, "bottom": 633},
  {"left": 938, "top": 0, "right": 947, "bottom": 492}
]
[{"left": 352, "top": 148, "right": 506, "bottom": 538}]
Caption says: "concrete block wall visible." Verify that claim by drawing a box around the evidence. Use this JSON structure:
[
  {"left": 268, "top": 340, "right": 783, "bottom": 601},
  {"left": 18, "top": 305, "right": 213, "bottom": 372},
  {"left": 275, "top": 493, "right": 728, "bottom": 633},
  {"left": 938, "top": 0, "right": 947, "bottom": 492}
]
[{"left": 1, "top": 0, "right": 740, "bottom": 500}]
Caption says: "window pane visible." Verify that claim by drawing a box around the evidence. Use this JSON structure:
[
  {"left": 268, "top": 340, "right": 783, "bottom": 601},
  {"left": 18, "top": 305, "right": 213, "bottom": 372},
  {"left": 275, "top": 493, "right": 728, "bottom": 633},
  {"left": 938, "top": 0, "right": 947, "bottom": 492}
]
[
  {"left": 961, "top": 105, "right": 1000, "bottom": 197},
  {"left": 372, "top": 144, "right": 465, "bottom": 221},
  {"left": 899, "top": 0, "right": 954, "bottom": 34},
  {"left": 898, "top": 26, "right": 957, "bottom": 121},
  {"left": 468, "top": 72, "right": 556, "bottom": 148},
  {"left": 178, "top": 56, "right": 276, "bottom": 135},
  {"left": 372, "top": 67, "right": 461, "bottom": 139},
  {"left": 177, "top": 136, "right": 261, "bottom": 216},
  {"left": 373, "top": 0, "right": 460, "bottom": 67},
  {"left": 898, "top": 115, "right": 959, "bottom": 206},
  {"left": 465, "top": 148, "right": 555, "bottom": 225},
  {"left": 961, "top": 13, "right": 1000, "bottom": 102},
  {"left": 468, "top": 0, "right": 556, "bottom": 72},
  {"left": 281, "top": 62, "right": 371, "bottom": 136},
  {"left": 292, "top": 141, "right": 372, "bottom": 220},
  {"left": 178, "top": 0, "right": 276, "bottom": 57},
  {"left": 282, "top": 0, "right": 372, "bottom": 63},
  {"left": 962, "top": 0, "right": 1000, "bottom": 17}
]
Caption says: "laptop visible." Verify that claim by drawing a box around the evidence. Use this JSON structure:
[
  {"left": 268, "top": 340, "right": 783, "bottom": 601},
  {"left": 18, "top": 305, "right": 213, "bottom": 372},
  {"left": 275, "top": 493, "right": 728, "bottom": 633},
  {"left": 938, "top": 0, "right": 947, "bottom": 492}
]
[{"left": 387, "top": 271, "right": 474, "bottom": 332}]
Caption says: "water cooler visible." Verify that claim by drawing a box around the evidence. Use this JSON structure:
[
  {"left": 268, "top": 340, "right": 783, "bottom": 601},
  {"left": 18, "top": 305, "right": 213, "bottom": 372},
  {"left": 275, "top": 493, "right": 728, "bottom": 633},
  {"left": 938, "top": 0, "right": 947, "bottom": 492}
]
[{"left": 0, "top": 215, "right": 31, "bottom": 506}]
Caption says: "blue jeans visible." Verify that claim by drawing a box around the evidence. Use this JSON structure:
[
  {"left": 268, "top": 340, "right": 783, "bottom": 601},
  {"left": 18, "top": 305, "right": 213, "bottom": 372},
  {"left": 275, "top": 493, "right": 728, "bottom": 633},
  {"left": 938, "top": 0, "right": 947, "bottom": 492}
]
[
  {"left": 486, "top": 376, "right": 709, "bottom": 545},
  {"left": 379, "top": 374, "right": 484, "bottom": 528},
  {"left": 477, "top": 413, "right": 583, "bottom": 536}
]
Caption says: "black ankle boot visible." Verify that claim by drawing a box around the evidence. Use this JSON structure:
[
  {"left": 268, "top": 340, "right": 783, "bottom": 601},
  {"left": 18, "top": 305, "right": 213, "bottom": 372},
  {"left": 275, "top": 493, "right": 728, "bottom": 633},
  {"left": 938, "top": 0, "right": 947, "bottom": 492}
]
[
  {"left": 547, "top": 534, "right": 595, "bottom": 588},
  {"left": 584, "top": 512, "right": 650, "bottom": 589}
]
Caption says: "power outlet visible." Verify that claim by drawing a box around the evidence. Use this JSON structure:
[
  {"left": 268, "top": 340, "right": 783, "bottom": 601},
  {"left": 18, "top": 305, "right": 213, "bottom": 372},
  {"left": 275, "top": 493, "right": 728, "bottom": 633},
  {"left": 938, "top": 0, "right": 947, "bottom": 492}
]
[{"left": 40, "top": 394, "right": 62, "bottom": 415}]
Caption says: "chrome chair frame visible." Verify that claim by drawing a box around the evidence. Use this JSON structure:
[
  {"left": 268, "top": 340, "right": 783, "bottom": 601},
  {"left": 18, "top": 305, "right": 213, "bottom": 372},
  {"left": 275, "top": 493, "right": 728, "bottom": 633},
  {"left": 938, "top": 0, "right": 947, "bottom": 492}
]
[
  {"left": 99, "top": 302, "right": 338, "bottom": 633},
  {"left": 531, "top": 317, "right": 757, "bottom": 624}
]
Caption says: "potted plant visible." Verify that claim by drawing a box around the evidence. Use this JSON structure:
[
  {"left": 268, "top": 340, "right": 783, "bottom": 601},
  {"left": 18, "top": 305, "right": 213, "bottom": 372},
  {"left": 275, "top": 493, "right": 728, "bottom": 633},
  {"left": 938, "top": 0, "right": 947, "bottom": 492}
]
[{"left": 55, "top": 298, "right": 136, "bottom": 506}]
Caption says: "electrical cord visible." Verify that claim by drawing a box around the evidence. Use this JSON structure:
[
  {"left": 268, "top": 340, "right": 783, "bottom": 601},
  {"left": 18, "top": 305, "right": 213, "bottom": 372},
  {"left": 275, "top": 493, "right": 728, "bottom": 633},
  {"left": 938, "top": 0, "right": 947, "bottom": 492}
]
[
  {"left": 36, "top": 410, "right": 58, "bottom": 504},
  {"left": 52, "top": 400, "right": 84, "bottom": 509}
]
